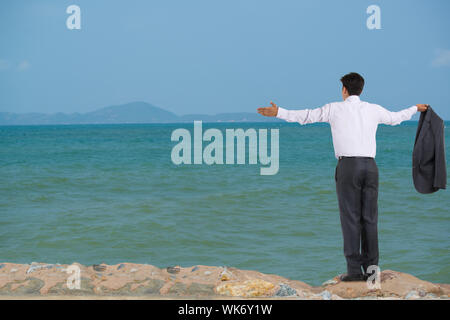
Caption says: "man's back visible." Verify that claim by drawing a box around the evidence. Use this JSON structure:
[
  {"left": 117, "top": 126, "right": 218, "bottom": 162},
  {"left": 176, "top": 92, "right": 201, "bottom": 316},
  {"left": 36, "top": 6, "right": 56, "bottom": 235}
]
[{"left": 275, "top": 95, "right": 418, "bottom": 159}]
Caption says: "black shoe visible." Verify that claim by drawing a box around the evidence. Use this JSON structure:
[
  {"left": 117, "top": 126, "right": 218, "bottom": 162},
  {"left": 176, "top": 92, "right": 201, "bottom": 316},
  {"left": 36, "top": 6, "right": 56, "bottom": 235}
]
[{"left": 340, "top": 273, "right": 366, "bottom": 282}]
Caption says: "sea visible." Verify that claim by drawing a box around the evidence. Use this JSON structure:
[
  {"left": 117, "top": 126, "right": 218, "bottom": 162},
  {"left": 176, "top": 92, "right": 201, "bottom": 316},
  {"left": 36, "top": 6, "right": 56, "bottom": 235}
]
[{"left": 0, "top": 121, "right": 448, "bottom": 286}]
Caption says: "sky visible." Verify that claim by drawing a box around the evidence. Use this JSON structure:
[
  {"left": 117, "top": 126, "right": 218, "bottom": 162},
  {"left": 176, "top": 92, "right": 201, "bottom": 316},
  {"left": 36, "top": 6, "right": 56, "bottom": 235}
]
[{"left": 1, "top": 0, "right": 450, "bottom": 119}]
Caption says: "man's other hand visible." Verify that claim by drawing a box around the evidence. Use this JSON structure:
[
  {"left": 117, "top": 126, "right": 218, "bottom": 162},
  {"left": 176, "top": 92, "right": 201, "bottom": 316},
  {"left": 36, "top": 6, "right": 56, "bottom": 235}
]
[
  {"left": 257, "top": 101, "right": 279, "bottom": 117},
  {"left": 417, "top": 104, "right": 429, "bottom": 112}
]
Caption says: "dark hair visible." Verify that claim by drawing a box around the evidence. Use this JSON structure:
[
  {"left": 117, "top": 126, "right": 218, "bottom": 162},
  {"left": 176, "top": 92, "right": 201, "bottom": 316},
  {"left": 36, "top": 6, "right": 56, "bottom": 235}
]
[{"left": 340, "top": 72, "right": 365, "bottom": 96}]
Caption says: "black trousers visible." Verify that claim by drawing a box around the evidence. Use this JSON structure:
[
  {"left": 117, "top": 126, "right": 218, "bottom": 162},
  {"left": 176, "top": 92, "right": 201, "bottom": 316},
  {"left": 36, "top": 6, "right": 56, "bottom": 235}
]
[{"left": 335, "top": 157, "right": 379, "bottom": 275}]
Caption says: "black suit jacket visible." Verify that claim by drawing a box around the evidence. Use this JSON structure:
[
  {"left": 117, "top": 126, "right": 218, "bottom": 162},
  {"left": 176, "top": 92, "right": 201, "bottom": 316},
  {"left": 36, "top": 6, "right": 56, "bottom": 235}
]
[{"left": 412, "top": 106, "right": 447, "bottom": 194}]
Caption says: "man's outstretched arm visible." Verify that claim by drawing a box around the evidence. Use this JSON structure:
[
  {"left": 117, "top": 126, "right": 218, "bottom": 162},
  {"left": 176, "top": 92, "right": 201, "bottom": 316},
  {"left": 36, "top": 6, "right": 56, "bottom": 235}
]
[
  {"left": 377, "top": 104, "right": 428, "bottom": 125},
  {"left": 257, "top": 101, "right": 331, "bottom": 124}
]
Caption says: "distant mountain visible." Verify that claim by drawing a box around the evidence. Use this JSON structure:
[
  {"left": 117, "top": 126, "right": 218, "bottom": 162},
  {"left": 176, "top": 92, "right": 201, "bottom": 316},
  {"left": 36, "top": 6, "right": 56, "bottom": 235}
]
[
  {"left": 180, "top": 112, "right": 276, "bottom": 122},
  {"left": 83, "top": 102, "right": 179, "bottom": 124},
  {"left": 0, "top": 101, "right": 279, "bottom": 125}
]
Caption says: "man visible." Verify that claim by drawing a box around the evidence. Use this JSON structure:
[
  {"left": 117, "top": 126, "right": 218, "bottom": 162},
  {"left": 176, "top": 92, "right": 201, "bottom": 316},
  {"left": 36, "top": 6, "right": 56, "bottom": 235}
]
[{"left": 257, "top": 72, "right": 428, "bottom": 281}]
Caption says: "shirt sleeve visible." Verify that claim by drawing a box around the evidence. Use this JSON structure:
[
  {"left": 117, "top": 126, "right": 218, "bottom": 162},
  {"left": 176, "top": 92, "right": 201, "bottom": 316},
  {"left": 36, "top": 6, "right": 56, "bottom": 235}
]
[
  {"left": 276, "top": 104, "right": 332, "bottom": 124},
  {"left": 377, "top": 105, "right": 418, "bottom": 125}
]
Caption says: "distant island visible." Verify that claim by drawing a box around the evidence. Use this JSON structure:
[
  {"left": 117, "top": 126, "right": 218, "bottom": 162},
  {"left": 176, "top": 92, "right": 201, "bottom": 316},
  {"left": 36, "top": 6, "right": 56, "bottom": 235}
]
[{"left": 0, "top": 102, "right": 281, "bottom": 125}]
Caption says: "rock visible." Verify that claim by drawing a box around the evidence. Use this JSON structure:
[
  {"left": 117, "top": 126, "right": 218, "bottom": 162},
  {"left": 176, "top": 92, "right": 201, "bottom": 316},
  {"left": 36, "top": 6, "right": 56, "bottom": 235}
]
[
  {"left": 26, "top": 264, "right": 54, "bottom": 274},
  {"left": 220, "top": 267, "right": 232, "bottom": 281},
  {"left": 275, "top": 283, "right": 297, "bottom": 297},
  {"left": 10, "top": 278, "right": 45, "bottom": 295},
  {"left": 323, "top": 270, "right": 445, "bottom": 299},
  {"left": 167, "top": 266, "right": 180, "bottom": 274},
  {"left": 220, "top": 273, "right": 231, "bottom": 281},
  {"left": 186, "top": 283, "right": 216, "bottom": 296},
  {"left": 92, "top": 264, "right": 107, "bottom": 272},
  {"left": 0, "top": 263, "right": 448, "bottom": 299},
  {"left": 322, "top": 278, "right": 338, "bottom": 286},
  {"left": 47, "top": 278, "right": 95, "bottom": 296},
  {"left": 405, "top": 290, "right": 419, "bottom": 299},
  {"left": 216, "top": 279, "right": 276, "bottom": 297},
  {"left": 318, "top": 290, "right": 332, "bottom": 300},
  {"left": 132, "top": 279, "right": 165, "bottom": 295},
  {"left": 167, "top": 282, "right": 188, "bottom": 295}
]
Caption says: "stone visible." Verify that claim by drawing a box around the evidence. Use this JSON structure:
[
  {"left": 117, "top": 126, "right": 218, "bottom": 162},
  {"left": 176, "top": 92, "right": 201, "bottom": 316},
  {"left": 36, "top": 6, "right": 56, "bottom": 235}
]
[
  {"left": 405, "top": 290, "right": 420, "bottom": 299},
  {"left": 324, "top": 270, "right": 444, "bottom": 299},
  {"left": 47, "top": 278, "right": 95, "bottom": 295},
  {"left": 26, "top": 264, "right": 54, "bottom": 274},
  {"left": 132, "top": 279, "right": 165, "bottom": 295},
  {"left": 220, "top": 267, "right": 232, "bottom": 281},
  {"left": 216, "top": 279, "right": 276, "bottom": 297},
  {"left": 186, "top": 283, "right": 216, "bottom": 296},
  {"left": 322, "top": 278, "right": 338, "bottom": 286},
  {"left": 167, "top": 282, "right": 188, "bottom": 295},
  {"left": 275, "top": 283, "right": 297, "bottom": 297},
  {"left": 93, "top": 264, "right": 107, "bottom": 272},
  {"left": 167, "top": 266, "right": 180, "bottom": 274},
  {"left": 0, "top": 263, "right": 448, "bottom": 299},
  {"left": 318, "top": 290, "right": 332, "bottom": 300},
  {"left": 12, "top": 278, "right": 45, "bottom": 295}
]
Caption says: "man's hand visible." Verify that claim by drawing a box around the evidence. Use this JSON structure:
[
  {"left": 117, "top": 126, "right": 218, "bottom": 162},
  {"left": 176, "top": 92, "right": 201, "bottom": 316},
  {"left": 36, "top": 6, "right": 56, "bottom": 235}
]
[
  {"left": 417, "top": 104, "right": 429, "bottom": 112},
  {"left": 257, "top": 101, "right": 279, "bottom": 117}
]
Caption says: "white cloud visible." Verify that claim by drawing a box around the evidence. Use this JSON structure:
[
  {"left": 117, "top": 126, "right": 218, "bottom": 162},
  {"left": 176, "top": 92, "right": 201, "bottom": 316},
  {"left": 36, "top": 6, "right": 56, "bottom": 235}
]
[
  {"left": 17, "top": 60, "right": 30, "bottom": 71},
  {"left": 432, "top": 49, "right": 450, "bottom": 67}
]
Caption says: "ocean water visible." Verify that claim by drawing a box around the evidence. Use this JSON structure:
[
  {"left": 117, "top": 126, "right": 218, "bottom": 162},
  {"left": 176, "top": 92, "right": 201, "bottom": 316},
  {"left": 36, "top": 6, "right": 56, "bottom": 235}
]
[{"left": 0, "top": 122, "right": 449, "bottom": 286}]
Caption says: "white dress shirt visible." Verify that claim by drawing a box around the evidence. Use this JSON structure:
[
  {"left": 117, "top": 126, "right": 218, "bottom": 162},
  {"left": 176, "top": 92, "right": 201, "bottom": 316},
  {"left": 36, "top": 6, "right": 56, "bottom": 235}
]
[{"left": 276, "top": 95, "right": 418, "bottom": 159}]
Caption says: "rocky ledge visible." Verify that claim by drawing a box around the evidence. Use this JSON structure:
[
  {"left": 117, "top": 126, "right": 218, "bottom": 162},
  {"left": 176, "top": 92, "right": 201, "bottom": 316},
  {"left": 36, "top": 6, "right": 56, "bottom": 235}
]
[{"left": 0, "top": 262, "right": 448, "bottom": 300}]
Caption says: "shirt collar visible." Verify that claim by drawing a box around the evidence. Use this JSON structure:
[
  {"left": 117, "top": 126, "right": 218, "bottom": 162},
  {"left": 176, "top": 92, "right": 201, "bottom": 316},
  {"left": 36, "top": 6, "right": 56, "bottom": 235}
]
[{"left": 345, "top": 95, "right": 361, "bottom": 102}]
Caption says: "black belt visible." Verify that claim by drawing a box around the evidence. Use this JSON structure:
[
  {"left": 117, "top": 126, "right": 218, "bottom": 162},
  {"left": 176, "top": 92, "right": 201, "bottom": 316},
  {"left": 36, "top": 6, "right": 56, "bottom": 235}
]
[{"left": 338, "top": 156, "right": 374, "bottom": 160}]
